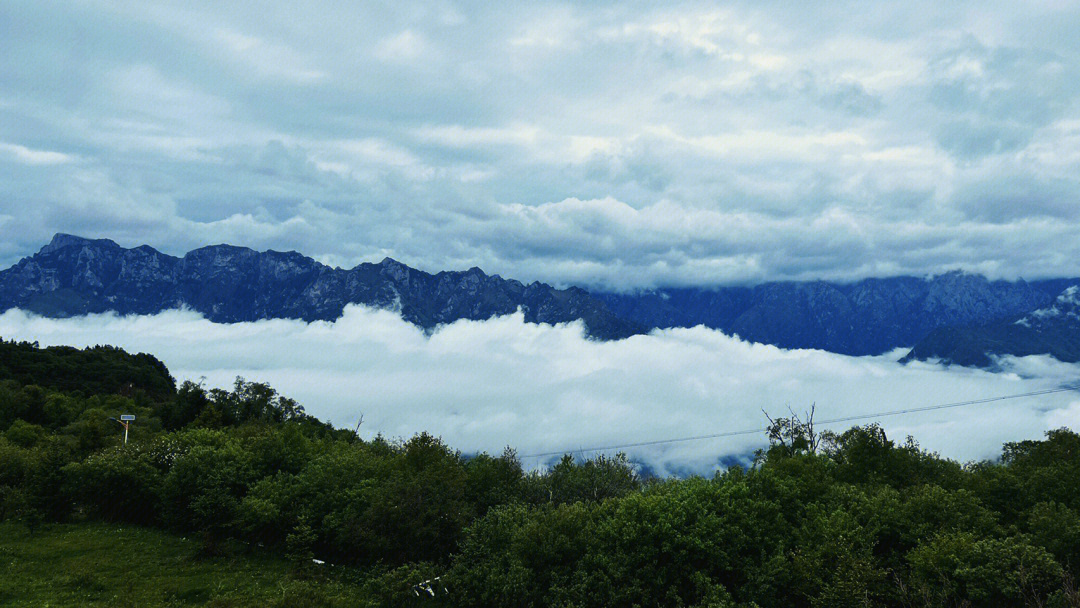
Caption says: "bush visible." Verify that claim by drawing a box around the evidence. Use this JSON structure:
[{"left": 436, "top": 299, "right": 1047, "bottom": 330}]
[
  {"left": 906, "top": 532, "right": 1063, "bottom": 608},
  {"left": 5, "top": 420, "right": 46, "bottom": 448},
  {"left": 64, "top": 445, "right": 163, "bottom": 523}
]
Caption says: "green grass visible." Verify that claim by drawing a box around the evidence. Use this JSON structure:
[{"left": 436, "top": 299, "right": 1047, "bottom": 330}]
[{"left": 0, "top": 522, "right": 394, "bottom": 607}]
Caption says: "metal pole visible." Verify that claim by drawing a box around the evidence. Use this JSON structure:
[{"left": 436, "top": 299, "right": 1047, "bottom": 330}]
[{"left": 124, "top": 422, "right": 129, "bottom": 444}]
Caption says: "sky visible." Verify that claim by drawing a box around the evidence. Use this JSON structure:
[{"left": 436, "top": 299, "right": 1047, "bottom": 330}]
[
  {"left": 2, "top": 306, "right": 1078, "bottom": 475},
  {"left": 2, "top": 1, "right": 1080, "bottom": 289}
]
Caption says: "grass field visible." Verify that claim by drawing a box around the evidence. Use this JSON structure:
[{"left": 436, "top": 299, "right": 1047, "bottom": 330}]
[{"left": 0, "top": 522, "right": 412, "bottom": 607}]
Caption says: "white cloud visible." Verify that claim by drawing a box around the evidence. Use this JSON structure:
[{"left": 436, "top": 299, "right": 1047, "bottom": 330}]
[
  {"left": 508, "top": 8, "right": 582, "bottom": 49},
  {"left": 0, "top": 306, "right": 1076, "bottom": 475},
  {"left": 413, "top": 124, "right": 541, "bottom": 148},
  {"left": 104, "top": 65, "right": 232, "bottom": 125},
  {"left": 609, "top": 10, "right": 767, "bottom": 61},
  {"left": 214, "top": 29, "right": 326, "bottom": 83},
  {"left": 648, "top": 125, "right": 868, "bottom": 161},
  {"left": 374, "top": 30, "right": 431, "bottom": 62},
  {"left": 0, "top": 142, "right": 73, "bottom": 165},
  {"left": 1046, "top": 401, "right": 1080, "bottom": 430},
  {"left": 317, "top": 138, "right": 424, "bottom": 169}
]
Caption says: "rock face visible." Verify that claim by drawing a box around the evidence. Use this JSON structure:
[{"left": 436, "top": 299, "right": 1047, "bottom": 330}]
[
  {"left": 597, "top": 272, "right": 1068, "bottom": 356},
  {"left": 0, "top": 234, "right": 644, "bottom": 340},
  {"left": 901, "top": 285, "right": 1080, "bottom": 367}
]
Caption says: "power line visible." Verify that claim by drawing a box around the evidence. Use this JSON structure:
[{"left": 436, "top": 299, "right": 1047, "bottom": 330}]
[{"left": 521, "top": 383, "right": 1080, "bottom": 459}]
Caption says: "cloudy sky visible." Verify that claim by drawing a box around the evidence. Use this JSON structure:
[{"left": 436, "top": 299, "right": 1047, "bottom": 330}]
[{"left": 2, "top": 1, "right": 1080, "bottom": 289}]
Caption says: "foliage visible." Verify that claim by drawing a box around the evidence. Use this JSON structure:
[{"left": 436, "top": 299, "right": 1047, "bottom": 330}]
[
  {"left": 0, "top": 338, "right": 174, "bottom": 400},
  {"left": 1, "top": 339, "right": 1080, "bottom": 607}
]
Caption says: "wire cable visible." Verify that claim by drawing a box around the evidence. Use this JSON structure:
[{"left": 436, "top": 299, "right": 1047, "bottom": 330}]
[{"left": 521, "top": 383, "right": 1080, "bottom": 459}]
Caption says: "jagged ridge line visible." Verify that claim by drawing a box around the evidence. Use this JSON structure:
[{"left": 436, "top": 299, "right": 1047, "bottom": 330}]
[{"left": 521, "top": 384, "right": 1080, "bottom": 459}]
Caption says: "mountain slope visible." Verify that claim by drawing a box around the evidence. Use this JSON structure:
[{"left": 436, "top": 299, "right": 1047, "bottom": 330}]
[
  {"left": 597, "top": 272, "right": 1064, "bottom": 355},
  {"left": 901, "top": 285, "right": 1080, "bottom": 367},
  {"left": 0, "top": 234, "right": 644, "bottom": 340}
]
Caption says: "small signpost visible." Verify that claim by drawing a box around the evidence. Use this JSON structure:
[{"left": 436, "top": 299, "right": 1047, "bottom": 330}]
[
  {"left": 412, "top": 576, "right": 447, "bottom": 598},
  {"left": 111, "top": 415, "right": 136, "bottom": 444}
]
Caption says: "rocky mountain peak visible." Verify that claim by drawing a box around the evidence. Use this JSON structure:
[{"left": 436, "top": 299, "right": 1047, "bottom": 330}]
[
  {"left": 1017, "top": 285, "right": 1080, "bottom": 329},
  {"left": 184, "top": 243, "right": 258, "bottom": 260},
  {"left": 38, "top": 233, "right": 119, "bottom": 256},
  {"left": 377, "top": 257, "right": 412, "bottom": 283}
]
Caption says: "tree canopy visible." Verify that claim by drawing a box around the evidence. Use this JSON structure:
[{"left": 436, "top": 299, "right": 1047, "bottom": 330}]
[{"left": 1, "top": 340, "right": 1079, "bottom": 607}]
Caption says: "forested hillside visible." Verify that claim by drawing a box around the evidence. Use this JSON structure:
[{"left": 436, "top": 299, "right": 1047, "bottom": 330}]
[{"left": 1, "top": 340, "right": 1079, "bottom": 607}]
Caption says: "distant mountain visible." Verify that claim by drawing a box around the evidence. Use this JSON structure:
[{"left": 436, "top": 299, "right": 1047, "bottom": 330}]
[
  {"left": 3, "top": 234, "right": 1076, "bottom": 364},
  {"left": 0, "top": 234, "right": 644, "bottom": 340},
  {"left": 901, "top": 285, "right": 1080, "bottom": 367},
  {"left": 596, "top": 273, "right": 1068, "bottom": 356}
]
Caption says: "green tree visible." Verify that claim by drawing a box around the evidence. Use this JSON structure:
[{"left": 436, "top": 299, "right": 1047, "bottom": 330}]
[{"left": 906, "top": 532, "right": 1062, "bottom": 608}]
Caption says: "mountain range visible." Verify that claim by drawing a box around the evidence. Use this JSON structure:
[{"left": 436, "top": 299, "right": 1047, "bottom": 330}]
[
  {"left": 1, "top": 234, "right": 1077, "bottom": 368},
  {"left": 596, "top": 274, "right": 1072, "bottom": 357},
  {"left": 0, "top": 234, "right": 642, "bottom": 339}
]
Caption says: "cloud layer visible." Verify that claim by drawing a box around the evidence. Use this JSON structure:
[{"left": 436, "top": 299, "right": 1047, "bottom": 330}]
[
  {"left": 2, "top": 1, "right": 1080, "bottom": 287},
  {"left": 2, "top": 306, "right": 1078, "bottom": 474}
]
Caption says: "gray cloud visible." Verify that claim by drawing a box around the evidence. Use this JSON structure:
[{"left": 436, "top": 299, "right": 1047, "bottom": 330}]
[
  {"left": 1, "top": 306, "right": 1078, "bottom": 475},
  {"left": 926, "top": 38, "right": 1080, "bottom": 161},
  {"left": 1, "top": 1, "right": 1080, "bottom": 287}
]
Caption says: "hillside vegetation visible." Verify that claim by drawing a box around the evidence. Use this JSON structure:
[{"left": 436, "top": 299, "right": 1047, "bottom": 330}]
[
  {"left": 1, "top": 339, "right": 1079, "bottom": 607},
  {"left": 0, "top": 521, "right": 383, "bottom": 608}
]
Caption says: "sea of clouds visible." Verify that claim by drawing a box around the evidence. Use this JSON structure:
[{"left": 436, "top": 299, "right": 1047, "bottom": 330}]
[{"left": 2, "top": 305, "right": 1079, "bottom": 475}]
